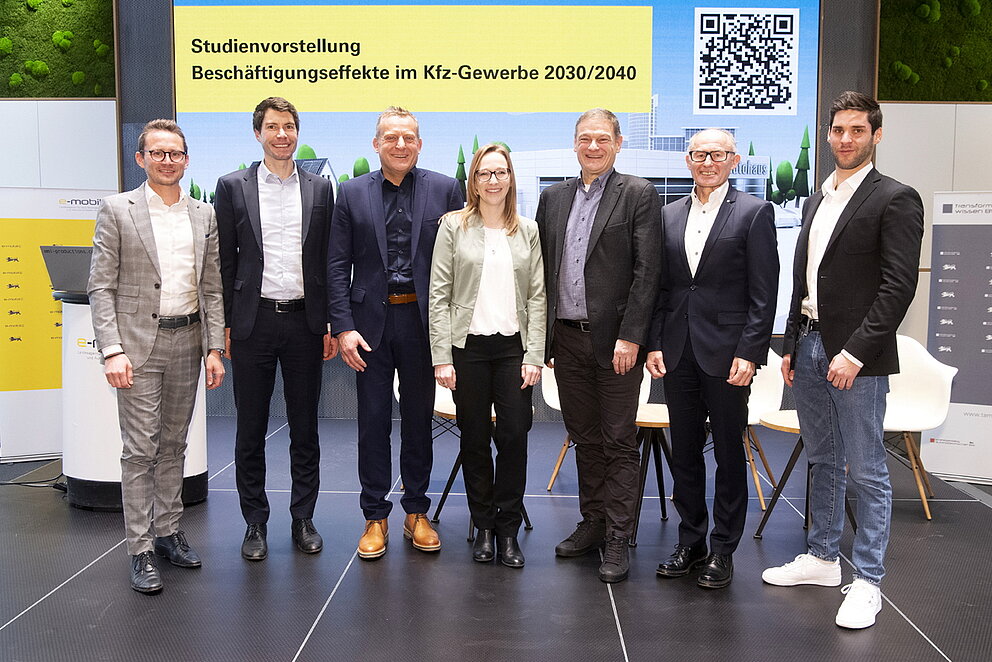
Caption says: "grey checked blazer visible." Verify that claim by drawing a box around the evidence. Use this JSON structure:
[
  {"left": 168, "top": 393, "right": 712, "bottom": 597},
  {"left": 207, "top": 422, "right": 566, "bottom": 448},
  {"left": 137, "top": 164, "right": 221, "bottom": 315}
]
[{"left": 88, "top": 183, "right": 225, "bottom": 369}]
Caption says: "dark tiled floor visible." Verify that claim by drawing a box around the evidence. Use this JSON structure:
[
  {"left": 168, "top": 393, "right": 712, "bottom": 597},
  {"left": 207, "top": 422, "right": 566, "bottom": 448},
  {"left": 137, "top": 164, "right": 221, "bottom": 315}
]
[{"left": 0, "top": 417, "right": 989, "bottom": 662}]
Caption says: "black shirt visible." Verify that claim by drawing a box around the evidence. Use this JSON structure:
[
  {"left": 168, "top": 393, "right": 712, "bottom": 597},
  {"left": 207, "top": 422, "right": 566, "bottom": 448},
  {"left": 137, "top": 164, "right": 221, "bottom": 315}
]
[{"left": 382, "top": 171, "right": 416, "bottom": 294}]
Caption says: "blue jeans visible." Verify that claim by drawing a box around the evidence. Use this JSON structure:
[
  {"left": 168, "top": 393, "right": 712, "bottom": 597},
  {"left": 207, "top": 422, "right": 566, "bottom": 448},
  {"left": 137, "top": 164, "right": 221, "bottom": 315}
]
[{"left": 794, "top": 331, "right": 890, "bottom": 585}]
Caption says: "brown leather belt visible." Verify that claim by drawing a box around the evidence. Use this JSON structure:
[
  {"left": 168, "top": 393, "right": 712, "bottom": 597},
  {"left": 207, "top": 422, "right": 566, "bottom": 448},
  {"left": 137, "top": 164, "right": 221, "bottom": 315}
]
[{"left": 388, "top": 293, "right": 417, "bottom": 304}]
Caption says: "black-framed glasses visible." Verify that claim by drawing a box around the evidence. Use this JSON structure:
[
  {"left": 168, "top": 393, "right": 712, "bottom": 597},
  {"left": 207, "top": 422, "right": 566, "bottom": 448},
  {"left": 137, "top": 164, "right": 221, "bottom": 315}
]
[
  {"left": 475, "top": 168, "right": 511, "bottom": 183},
  {"left": 688, "top": 150, "right": 734, "bottom": 163},
  {"left": 143, "top": 149, "right": 188, "bottom": 163}
]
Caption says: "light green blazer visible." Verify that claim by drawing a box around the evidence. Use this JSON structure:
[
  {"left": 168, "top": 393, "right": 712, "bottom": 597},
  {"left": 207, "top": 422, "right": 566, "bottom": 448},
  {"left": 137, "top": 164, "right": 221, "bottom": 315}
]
[{"left": 429, "top": 211, "right": 546, "bottom": 366}]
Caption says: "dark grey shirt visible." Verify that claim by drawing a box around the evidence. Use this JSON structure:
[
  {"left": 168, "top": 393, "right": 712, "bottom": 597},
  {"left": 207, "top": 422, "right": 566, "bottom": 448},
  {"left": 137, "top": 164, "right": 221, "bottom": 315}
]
[{"left": 557, "top": 168, "right": 613, "bottom": 320}]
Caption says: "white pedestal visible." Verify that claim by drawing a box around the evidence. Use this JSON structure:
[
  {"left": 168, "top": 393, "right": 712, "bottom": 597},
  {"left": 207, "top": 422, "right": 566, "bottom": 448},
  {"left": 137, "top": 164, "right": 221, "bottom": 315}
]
[{"left": 61, "top": 302, "right": 208, "bottom": 509}]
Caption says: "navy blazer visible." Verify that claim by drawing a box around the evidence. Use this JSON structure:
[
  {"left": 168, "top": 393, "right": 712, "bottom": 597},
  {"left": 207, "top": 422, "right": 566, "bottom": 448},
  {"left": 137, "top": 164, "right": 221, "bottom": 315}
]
[
  {"left": 649, "top": 186, "right": 778, "bottom": 377},
  {"left": 782, "top": 168, "right": 924, "bottom": 375},
  {"left": 215, "top": 162, "right": 334, "bottom": 339},
  {"left": 327, "top": 167, "right": 464, "bottom": 351}
]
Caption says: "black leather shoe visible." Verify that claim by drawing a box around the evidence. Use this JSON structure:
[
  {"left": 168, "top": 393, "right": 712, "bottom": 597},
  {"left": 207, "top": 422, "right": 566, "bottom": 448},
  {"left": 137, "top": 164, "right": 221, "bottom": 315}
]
[
  {"left": 656, "top": 543, "right": 708, "bottom": 578},
  {"left": 153, "top": 530, "right": 202, "bottom": 568},
  {"left": 473, "top": 528, "right": 495, "bottom": 562},
  {"left": 241, "top": 523, "right": 268, "bottom": 561},
  {"left": 497, "top": 536, "right": 525, "bottom": 568},
  {"left": 130, "top": 552, "right": 163, "bottom": 594},
  {"left": 599, "top": 535, "right": 630, "bottom": 583},
  {"left": 555, "top": 518, "right": 606, "bottom": 557},
  {"left": 697, "top": 553, "right": 734, "bottom": 589},
  {"left": 292, "top": 518, "right": 323, "bottom": 554}
]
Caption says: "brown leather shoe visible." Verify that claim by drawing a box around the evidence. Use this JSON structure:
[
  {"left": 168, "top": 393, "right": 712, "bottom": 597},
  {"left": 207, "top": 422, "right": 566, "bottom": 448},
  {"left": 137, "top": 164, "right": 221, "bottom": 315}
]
[
  {"left": 403, "top": 513, "right": 441, "bottom": 552},
  {"left": 358, "top": 519, "right": 388, "bottom": 560}
]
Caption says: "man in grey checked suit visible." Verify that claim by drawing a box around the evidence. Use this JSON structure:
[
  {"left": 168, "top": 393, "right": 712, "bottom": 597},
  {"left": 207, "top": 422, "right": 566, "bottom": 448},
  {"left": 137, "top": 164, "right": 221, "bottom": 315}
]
[{"left": 88, "top": 119, "right": 226, "bottom": 594}]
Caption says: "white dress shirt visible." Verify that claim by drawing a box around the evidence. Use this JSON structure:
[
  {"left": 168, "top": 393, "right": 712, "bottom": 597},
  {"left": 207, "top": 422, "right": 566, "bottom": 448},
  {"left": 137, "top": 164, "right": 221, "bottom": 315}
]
[
  {"left": 801, "top": 160, "right": 874, "bottom": 366},
  {"left": 148, "top": 185, "right": 197, "bottom": 316},
  {"left": 468, "top": 227, "right": 519, "bottom": 336},
  {"left": 685, "top": 181, "right": 730, "bottom": 276},
  {"left": 258, "top": 160, "right": 305, "bottom": 300},
  {"left": 101, "top": 184, "right": 197, "bottom": 359}
]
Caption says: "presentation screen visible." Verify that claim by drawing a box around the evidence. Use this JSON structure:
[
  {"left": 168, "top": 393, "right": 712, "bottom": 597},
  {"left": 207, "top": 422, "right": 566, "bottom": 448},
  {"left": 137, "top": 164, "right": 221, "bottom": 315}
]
[{"left": 173, "top": 0, "right": 821, "bottom": 332}]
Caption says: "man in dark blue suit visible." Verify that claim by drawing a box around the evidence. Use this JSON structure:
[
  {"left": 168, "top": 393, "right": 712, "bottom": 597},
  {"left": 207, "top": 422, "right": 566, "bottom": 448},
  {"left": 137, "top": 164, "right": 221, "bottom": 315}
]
[
  {"left": 648, "top": 129, "right": 778, "bottom": 589},
  {"left": 328, "top": 106, "right": 464, "bottom": 559},
  {"left": 216, "top": 97, "right": 337, "bottom": 561}
]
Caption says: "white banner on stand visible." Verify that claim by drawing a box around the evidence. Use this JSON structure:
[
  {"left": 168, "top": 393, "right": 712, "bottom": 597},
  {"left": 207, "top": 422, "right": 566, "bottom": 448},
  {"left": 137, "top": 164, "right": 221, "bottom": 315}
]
[{"left": 921, "top": 191, "right": 992, "bottom": 484}]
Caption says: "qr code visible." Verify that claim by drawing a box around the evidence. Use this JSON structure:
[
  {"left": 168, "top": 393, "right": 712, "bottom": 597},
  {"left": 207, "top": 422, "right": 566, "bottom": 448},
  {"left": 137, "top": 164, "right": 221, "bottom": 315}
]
[{"left": 693, "top": 8, "right": 799, "bottom": 115}]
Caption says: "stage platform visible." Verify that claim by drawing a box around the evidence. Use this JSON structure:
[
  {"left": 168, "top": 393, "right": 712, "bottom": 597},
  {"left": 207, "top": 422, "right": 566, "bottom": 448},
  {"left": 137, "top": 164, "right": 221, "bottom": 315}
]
[{"left": 0, "top": 417, "right": 988, "bottom": 662}]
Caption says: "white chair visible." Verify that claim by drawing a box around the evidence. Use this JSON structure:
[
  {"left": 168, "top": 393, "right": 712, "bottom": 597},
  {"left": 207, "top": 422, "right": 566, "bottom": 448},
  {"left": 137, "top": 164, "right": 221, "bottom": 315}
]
[
  {"left": 883, "top": 335, "right": 958, "bottom": 520},
  {"left": 544, "top": 365, "right": 652, "bottom": 491},
  {"left": 542, "top": 365, "right": 569, "bottom": 491},
  {"left": 743, "top": 349, "right": 786, "bottom": 510}
]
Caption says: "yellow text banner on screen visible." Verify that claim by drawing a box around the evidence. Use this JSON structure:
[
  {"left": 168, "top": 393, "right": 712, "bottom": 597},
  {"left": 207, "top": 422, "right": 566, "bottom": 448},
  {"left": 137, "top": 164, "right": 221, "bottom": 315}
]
[
  {"left": 0, "top": 218, "right": 95, "bottom": 392},
  {"left": 174, "top": 5, "right": 652, "bottom": 113}
]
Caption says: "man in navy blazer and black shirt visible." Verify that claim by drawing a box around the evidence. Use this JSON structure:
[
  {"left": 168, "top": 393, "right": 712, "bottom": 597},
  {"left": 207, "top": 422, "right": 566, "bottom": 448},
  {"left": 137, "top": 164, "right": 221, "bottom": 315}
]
[
  {"left": 647, "top": 129, "right": 778, "bottom": 590},
  {"left": 216, "top": 97, "right": 337, "bottom": 562},
  {"left": 762, "top": 92, "right": 924, "bottom": 630},
  {"left": 327, "top": 106, "right": 464, "bottom": 560}
]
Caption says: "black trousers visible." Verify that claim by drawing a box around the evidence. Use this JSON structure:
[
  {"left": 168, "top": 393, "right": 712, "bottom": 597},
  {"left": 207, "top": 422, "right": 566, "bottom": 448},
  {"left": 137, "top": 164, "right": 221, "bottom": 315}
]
[
  {"left": 232, "top": 306, "right": 323, "bottom": 524},
  {"left": 452, "top": 333, "right": 532, "bottom": 537},
  {"left": 663, "top": 336, "right": 750, "bottom": 554},
  {"left": 552, "top": 321, "right": 642, "bottom": 538}
]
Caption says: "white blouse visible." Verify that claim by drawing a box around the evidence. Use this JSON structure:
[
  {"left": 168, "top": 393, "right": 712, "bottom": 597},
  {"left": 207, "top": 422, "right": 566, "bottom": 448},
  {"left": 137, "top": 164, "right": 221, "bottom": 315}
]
[{"left": 468, "top": 226, "right": 519, "bottom": 336}]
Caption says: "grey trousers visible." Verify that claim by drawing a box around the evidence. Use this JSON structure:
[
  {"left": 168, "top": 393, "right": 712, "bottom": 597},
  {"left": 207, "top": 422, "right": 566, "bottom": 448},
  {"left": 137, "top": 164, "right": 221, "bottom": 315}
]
[{"left": 116, "top": 322, "right": 201, "bottom": 555}]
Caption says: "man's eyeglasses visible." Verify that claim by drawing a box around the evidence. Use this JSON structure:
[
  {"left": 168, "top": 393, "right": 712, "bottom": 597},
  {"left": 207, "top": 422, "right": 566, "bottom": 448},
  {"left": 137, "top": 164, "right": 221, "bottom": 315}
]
[
  {"left": 688, "top": 150, "right": 734, "bottom": 163},
  {"left": 142, "top": 150, "right": 188, "bottom": 163},
  {"left": 475, "top": 168, "right": 511, "bottom": 183}
]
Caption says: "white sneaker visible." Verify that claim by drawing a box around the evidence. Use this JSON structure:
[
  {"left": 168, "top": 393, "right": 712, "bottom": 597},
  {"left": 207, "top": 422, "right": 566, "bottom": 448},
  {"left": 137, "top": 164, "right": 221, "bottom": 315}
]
[
  {"left": 762, "top": 553, "right": 842, "bottom": 586},
  {"left": 835, "top": 579, "right": 882, "bottom": 629}
]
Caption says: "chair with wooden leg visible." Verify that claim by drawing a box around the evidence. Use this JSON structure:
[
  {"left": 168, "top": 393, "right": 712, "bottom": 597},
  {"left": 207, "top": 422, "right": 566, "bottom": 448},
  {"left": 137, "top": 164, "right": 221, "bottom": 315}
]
[
  {"left": 545, "top": 365, "right": 653, "bottom": 491},
  {"left": 742, "top": 349, "right": 786, "bottom": 510},
  {"left": 882, "top": 335, "right": 958, "bottom": 520},
  {"left": 542, "top": 365, "right": 571, "bottom": 492}
]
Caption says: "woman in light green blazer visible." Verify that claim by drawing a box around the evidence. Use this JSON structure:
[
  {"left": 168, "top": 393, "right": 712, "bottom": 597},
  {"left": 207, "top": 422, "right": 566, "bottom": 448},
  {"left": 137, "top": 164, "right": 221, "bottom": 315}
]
[{"left": 429, "top": 143, "right": 546, "bottom": 568}]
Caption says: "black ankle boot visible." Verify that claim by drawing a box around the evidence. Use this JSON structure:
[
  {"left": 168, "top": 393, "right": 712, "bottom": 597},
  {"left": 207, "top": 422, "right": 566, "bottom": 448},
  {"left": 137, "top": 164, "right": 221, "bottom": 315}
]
[
  {"left": 497, "top": 535, "right": 525, "bottom": 568},
  {"left": 473, "top": 528, "right": 495, "bottom": 562}
]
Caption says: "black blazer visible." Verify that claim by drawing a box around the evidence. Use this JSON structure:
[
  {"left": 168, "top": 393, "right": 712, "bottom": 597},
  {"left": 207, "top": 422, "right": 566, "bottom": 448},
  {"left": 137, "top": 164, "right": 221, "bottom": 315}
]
[
  {"left": 650, "top": 186, "right": 778, "bottom": 377},
  {"left": 215, "top": 162, "right": 334, "bottom": 339},
  {"left": 782, "top": 168, "right": 924, "bottom": 376},
  {"left": 326, "top": 167, "right": 464, "bottom": 351},
  {"left": 536, "top": 170, "right": 662, "bottom": 368}
]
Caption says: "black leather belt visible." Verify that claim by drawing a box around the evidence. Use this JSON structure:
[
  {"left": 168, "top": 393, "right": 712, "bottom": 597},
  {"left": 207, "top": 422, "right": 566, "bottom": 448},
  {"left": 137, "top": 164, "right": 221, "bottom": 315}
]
[
  {"left": 158, "top": 311, "right": 200, "bottom": 329},
  {"left": 559, "top": 319, "right": 591, "bottom": 332},
  {"left": 800, "top": 315, "right": 821, "bottom": 333},
  {"left": 260, "top": 298, "right": 305, "bottom": 313}
]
